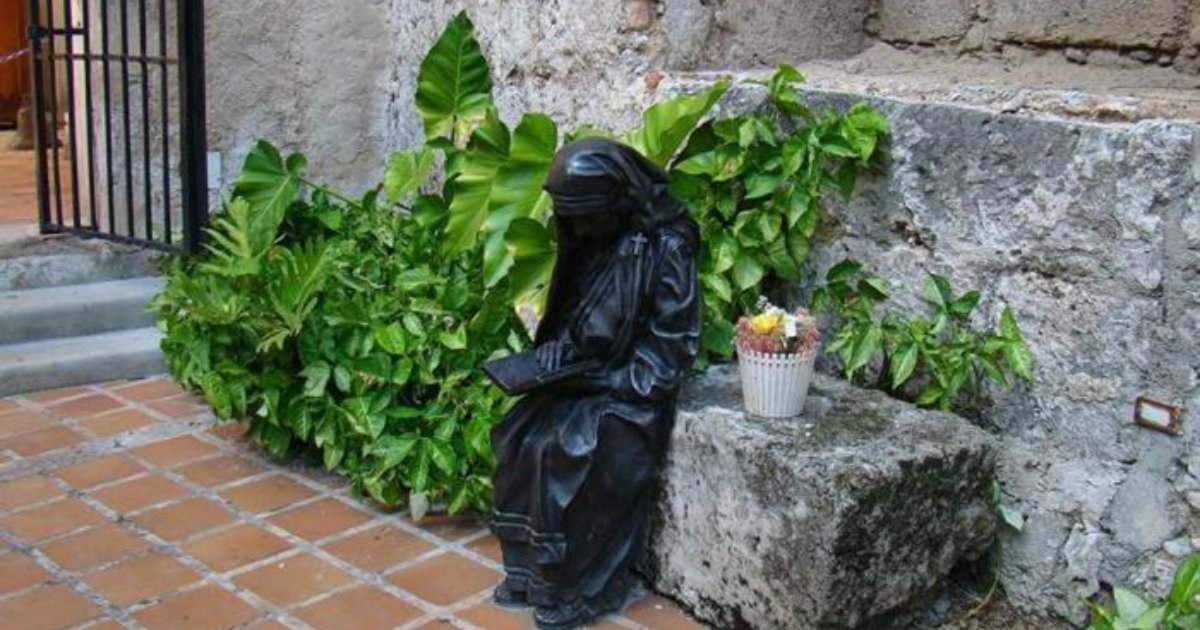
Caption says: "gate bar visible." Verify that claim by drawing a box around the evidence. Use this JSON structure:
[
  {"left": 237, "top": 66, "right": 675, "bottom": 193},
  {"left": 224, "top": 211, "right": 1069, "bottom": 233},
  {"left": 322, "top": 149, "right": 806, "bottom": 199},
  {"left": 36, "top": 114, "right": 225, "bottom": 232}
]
[
  {"left": 178, "top": 0, "right": 207, "bottom": 254},
  {"left": 28, "top": 2, "right": 52, "bottom": 230}
]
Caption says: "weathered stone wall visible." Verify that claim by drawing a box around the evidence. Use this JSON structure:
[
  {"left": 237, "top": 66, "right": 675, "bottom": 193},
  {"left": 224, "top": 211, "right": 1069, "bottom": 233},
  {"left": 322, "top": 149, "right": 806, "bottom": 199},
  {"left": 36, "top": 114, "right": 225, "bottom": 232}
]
[
  {"left": 868, "top": 0, "right": 1200, "bottom": 74},
  {"left": 758, "top": 82, "right": 1199, "bottom": 623}
]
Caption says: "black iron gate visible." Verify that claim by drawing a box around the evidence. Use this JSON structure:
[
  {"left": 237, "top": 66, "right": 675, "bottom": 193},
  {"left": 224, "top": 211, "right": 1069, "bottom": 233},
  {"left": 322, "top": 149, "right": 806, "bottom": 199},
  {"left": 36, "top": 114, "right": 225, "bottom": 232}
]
[{"left": 27, "top": 0, "right": 207, "bottom": 252}]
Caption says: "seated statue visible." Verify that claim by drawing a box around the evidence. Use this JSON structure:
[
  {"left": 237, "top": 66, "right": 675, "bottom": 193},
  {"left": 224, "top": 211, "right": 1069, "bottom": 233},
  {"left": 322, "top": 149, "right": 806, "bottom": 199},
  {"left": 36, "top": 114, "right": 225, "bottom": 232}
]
[{"left": 486, "top": 137, "right": 702, "bottom": 630}]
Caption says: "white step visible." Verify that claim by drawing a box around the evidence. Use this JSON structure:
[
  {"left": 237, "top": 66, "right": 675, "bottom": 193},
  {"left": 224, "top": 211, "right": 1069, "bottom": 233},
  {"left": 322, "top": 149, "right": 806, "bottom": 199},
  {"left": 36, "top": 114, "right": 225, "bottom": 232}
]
[
  {"left": 0, "top": 277, "right": 164, "bottom": 345},
  {"left": 0, "top": 327, "right": 165, "bottom": 396}
]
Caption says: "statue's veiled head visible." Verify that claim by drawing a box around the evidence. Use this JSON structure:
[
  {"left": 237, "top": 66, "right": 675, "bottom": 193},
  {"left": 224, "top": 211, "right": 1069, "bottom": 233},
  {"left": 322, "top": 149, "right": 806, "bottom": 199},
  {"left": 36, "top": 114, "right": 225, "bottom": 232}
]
[{"left": 543, "top": 138, "right": 685, "bottom": 240}]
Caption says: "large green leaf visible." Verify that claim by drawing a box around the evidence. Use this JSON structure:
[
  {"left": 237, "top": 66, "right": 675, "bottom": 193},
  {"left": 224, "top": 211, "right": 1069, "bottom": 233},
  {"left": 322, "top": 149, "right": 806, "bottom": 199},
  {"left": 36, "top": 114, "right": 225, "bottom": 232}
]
[
  {"left": 200, "top": 198, "right": 273, "bottom": 277},
  {"left": 624, "top": 81, "right": 729, "bottom": 167},
  {"left": 234, "top": 140, "right": 305, "bottom": 228},
  {"left": 444, "top": 110, "right": 510, "bottom": 255},
  {"left": 506, "top": 218, "right": 556, "bottom": 310},
  {"left": 384, "top": 147, "right": 435, "bottom": 203},
  {"left": 484, "top": 114, "right": 558, "bottom": 286},
  {"left": 415, "top": 11, "right": 494, "bottom": 142}
]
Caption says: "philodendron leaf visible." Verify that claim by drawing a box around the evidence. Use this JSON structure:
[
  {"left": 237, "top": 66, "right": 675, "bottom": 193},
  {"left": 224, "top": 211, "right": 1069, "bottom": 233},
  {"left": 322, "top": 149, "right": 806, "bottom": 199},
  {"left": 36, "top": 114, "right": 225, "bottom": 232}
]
[
  {"left": 234, "top": 140, "right": 305, "bottom": 229},
  {"left": 384, "top": 147, "right": 435, "bottom": 203},
  {"left": 485, "top": 113, "right": 558, "bottom": 287},
  {"left": 415, "top": 11, "right": 494, "bottom": 142},
  {"left": 625, "top": 80, "right": 729, "bottom": 167},
  {"left": 444, "top": 110, "right": 510, "bottom": 256},
  {"left": 506, "top": 217, "right": 556, "bottom": 311}
]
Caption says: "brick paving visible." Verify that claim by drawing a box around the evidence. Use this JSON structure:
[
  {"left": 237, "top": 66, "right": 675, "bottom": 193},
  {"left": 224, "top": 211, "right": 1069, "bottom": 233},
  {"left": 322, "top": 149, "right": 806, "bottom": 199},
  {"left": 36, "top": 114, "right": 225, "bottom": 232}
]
[{"left": 0, "top": 376, "right": 707, "bottom": 630}]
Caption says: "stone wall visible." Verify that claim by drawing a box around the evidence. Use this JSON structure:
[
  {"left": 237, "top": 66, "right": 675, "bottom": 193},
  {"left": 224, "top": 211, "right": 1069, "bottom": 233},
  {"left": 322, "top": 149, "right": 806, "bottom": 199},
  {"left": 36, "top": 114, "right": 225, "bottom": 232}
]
[{"left": 868, "top": 0, "right": 1200, "bottom": 74}]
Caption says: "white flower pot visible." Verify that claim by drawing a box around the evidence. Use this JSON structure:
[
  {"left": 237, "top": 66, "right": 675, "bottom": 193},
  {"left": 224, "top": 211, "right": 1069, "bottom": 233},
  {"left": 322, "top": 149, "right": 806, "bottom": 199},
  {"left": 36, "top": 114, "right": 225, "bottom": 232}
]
[{"left": 737, "top": 345, "right": 819, "bottom": 419}]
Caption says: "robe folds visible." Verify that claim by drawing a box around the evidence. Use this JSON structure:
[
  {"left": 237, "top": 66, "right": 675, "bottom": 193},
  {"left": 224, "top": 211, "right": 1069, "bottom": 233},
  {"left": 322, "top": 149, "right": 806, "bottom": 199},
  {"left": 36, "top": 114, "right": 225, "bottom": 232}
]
[{"left": 490, "top": 218, "right": 701, "bottom": 611}]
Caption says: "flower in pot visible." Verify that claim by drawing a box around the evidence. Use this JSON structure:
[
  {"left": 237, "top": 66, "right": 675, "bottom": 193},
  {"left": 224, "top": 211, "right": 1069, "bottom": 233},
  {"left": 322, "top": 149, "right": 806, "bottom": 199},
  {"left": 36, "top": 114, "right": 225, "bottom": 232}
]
[{"left": 735, "top": 298, "right": 821, "bottom": 419}]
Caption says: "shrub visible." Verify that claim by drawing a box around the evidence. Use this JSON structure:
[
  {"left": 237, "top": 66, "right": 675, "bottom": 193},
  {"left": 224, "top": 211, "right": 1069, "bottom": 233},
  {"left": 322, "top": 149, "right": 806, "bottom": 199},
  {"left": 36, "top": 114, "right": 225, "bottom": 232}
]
[
  {"left": 1085, "top": 555, "right": 1200, "bottom": 630},
  {"left": 155, "top": 142, "right": 525, "bottom": 516}
]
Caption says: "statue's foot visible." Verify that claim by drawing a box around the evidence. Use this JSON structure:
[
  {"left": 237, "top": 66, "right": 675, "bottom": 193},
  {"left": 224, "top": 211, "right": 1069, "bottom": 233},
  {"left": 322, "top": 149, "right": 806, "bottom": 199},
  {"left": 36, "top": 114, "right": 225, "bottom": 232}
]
[
  {"left": 492, "top": 582, "right": 528, "bottom": 609},
  {"left": 533, "top": 600, "right": 596, "bottom": 630}
]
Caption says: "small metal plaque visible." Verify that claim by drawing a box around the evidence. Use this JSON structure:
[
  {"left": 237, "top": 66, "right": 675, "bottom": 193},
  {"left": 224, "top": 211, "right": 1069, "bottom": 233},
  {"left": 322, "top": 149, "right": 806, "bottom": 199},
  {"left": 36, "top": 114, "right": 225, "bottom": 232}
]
[{"left": 1134, "top": 397, "right": 1183, "bottom": 436}]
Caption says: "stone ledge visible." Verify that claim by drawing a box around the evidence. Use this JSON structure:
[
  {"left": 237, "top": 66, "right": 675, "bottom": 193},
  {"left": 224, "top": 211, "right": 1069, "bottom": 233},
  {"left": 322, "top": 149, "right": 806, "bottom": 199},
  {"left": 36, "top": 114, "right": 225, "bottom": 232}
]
[{"left": 648, "top": 367, "right": 998, "bottom": 629}]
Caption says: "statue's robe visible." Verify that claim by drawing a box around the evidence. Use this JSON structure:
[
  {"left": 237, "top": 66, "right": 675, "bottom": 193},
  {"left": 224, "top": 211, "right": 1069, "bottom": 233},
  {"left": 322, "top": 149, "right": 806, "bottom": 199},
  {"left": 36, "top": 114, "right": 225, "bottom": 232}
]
[{"left": 491, "top": 207, "right": 701, "bottom": 612}]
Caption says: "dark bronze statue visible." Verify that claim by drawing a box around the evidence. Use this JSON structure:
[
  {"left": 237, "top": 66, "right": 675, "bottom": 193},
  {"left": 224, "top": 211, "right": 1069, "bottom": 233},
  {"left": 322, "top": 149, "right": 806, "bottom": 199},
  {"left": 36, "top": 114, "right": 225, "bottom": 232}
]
[{"left": 484, "top": 138, "right": 702, "bottom": 630}]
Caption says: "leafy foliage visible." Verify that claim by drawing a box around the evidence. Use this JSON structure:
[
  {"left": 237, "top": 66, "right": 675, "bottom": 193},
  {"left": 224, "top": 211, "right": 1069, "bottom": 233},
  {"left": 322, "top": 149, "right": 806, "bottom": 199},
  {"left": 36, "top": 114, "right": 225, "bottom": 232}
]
[
  {"left": 415, "top": 12, "right": 494, "bottom": 143},
  {"left": 668, "top": 66, "right": 890, "bottom": 364},
  {"left": 1086, "top": 555, "right": 1200, "bottom": 630},
  {"left": 156, "top": 141, "right": 524, "bottom": 518},
  {"left": 811, "top": 259, "right": 1034, "bottom": 417}
]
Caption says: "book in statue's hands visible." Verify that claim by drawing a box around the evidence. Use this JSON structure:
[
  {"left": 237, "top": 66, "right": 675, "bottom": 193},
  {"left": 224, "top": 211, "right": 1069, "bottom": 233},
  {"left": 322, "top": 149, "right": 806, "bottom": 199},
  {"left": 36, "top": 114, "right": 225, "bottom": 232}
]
[{"left": 484, "top": 351, "right": 603, "bottom": 396}]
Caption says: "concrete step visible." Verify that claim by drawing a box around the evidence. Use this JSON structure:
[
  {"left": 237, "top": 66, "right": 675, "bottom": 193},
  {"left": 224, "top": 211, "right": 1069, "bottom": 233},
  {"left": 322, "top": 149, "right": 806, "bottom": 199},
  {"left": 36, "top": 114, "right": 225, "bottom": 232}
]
[
  {"left": 0, "top": 327, "right": 165, "bottom": 396},
  {"left": 0, "top": 236, "right": 160, "bottom": 291},
  {"left": 0, "top": 277, "right": 164, "bottom": 345}
]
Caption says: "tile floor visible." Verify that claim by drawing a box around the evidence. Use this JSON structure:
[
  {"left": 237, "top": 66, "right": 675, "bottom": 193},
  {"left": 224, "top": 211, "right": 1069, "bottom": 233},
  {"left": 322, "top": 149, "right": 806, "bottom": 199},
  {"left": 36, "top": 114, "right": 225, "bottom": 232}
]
[{"left": 0, "top": 376, "right": 707, "bottom": 630}]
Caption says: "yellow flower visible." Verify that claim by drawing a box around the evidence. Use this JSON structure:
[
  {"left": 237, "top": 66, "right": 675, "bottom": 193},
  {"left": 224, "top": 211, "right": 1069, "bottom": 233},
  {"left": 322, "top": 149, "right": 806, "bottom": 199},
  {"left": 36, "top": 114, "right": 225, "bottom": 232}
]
[{"left": 750, "top": 311, "right": 783, "bottom": 335}]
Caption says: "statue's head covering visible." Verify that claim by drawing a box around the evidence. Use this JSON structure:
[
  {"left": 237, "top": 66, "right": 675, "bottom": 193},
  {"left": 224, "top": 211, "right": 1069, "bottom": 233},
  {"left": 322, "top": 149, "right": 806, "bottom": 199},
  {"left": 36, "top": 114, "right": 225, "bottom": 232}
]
[{"left": 543, "top": 138, "right": 691, "bottom": 240}]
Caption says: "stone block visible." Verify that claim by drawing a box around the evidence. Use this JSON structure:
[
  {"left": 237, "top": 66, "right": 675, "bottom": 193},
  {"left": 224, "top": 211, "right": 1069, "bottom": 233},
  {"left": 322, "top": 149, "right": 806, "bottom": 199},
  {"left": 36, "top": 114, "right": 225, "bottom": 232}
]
[
  {"left": 989, "top": 0, "right": 1188, "bottom": 50},
  {"left": 648, "top": 367, "right": 998, "bottom": 629},
  {"left": 877, "top": 0, "right": 975, "bottom": 43}
]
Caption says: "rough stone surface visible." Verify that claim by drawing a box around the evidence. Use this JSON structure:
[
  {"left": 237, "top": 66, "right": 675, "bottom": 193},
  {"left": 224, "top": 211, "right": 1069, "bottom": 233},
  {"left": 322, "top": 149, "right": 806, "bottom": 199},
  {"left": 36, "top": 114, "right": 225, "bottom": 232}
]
[
  {"left": 648, "top": 367, "right": 998, "bottom": 630},
  {"left": 990, "top": 0, "right": 1189, "bottom": 50},
  {"left": 876, "top": 0, "right": 976, "bottom": 43}
]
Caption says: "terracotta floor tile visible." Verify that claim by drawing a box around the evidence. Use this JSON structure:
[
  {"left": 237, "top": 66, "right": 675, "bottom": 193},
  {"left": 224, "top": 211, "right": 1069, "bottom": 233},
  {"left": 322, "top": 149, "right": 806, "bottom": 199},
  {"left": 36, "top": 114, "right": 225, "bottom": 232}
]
[
  {"left": 84, "top": 553, "right": 202, "bottom": 605},
  {"left": 387, "top": 552, "right": 502, "bottom": 606},
  {"left": 79, "top": 408, "right": 156, "bottom": 437},
  {"left": 182, "top": 523, "right": 292, "bottom": 572},
  {"left": 0, "top": 498, "right": 105, "bottom": 541},
  {"left": 323, "top": 525, "right": 435, "bottom": 572},
  {"left": 175, "top": 454, "right": 265, "bottom": 488},
  {"left": 38, "top": 523, "right": 149, "bottom": 571},
  {"left": 131, "top": 435, "right": 221, "bottom": 468},
  {"left": 220, "top": 475, "right": 316, "bottom": 514},
  {"left": 92, "top": 474, "right": 188, "bottom": 513},
  {"left": 110, "top": 379, "right": 186, "bottom": 402},
  {"left": 0, "top": 584, "right": 101, "bottom": 629},
  {"left": 145, "top": 396, "right": 209, "bottom": 419},
  {"left": 625, "top": 595, "right": 706, "bottom": 630},
  {"left": 0, "top": 425, "right": 85, "bottom": 456},
  {"left": 408, "top": 511, "right": 487, "bottom": 542},
  {"left": 268, "top": 498, "right": 371, "bottom": 542},
  {"left": 0, "top": 552, "right": 49, "bottom": 592},
  {"left": 23, "top": 386, "right": 90, "bottom": 404},
  {"left": 54, "top": 455, "right": 145, "bottom": 489},
  {"left": 295, "top": 584, "right": 422, "bottom": 630},
  {"left": 467, "top": 534, "right": 503, "bottom": 563},
  {"left": 49, "top": 394, "right": 125, "bottom": 419},
  {"left": 0, "top": 399, "right": 18, "bottom": 414},
  {"left": 0, "top": 475, "right": 65, "bottom": 511},
  {"left": 134, "top": 498, "right": 235, "bottom": 541},
  {"left": 0, "top": 410, "right": 53, "bottom": 438},
  {"left": 458, "top": 602, "right": 537, "bottom": 630},
  {"left": 234, "top": 553, "right": 356, "bottom": 606},
  {"left": 133, "top": 584, "right": 258, "bottom": 630}
]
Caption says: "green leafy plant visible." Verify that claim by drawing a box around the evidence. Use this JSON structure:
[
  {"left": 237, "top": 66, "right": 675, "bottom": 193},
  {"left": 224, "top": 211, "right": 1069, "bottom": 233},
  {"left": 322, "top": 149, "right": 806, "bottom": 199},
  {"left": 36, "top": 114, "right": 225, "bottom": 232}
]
[
  {"left": 811, "top": 259, "right": 1034, "bottom": 417},
  {"left": 155, "top": 141, "right": 525, "bottom": 518},
  {"left": 668, "top": 66, "right": 889, "bottom": 364},
  {"left": 1085, "top": 555, "right": 1200, "bottom": 630}
]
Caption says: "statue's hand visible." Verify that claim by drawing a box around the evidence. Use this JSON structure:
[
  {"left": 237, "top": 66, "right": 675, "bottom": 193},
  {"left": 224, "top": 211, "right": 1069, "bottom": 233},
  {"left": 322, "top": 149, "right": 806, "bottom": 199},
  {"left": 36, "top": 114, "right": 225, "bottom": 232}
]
[{"left": 536, "top": 340, "right": 564, "bottom": 373}]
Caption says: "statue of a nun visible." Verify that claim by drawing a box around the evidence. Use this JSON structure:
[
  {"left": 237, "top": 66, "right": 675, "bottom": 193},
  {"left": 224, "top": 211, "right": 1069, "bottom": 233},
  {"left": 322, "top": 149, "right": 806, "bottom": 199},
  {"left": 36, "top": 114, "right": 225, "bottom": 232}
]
[{"left": 488, "top": 138, "right": 702, "bottom": 630}]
